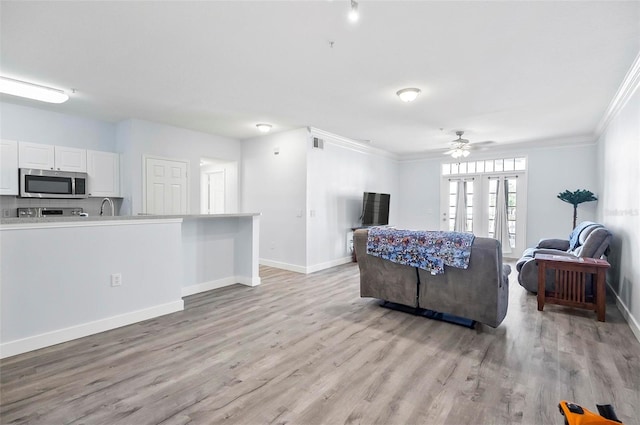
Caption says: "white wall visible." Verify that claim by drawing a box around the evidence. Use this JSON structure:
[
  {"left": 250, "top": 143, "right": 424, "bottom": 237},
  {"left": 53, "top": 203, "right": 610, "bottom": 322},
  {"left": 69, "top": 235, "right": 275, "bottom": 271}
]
[
  {"left": 306, "top": 131, "right": 398, "bottom": 271},
  {"left": 1, "top": 220, "right": 183, "bottom": 357},
  {"left": 115, "top": 119, "right": 242, "bottom": 216},
  {"left": 241, "top": 128, "right": 308, "bottom": 271},
  {"left": 597, "top": 81, "right": 640, "bottom": 341},
  {"left": 525, "top": 144, "right": 598, "bottom": 243},
  {"left": 0, "top": 102, "right": 116, "bottom": 151},
  {"left": 181, "top": 215, "right": 260, "bottom": 295},
  {"left": 241, "top": 127, "right": 400, "bottom": 273},
  {"left": 396, "top": 158, "right": 442, "bottom": 230},
  {"left": 394, "top": 144, "right": 598, "bottom": 249}
]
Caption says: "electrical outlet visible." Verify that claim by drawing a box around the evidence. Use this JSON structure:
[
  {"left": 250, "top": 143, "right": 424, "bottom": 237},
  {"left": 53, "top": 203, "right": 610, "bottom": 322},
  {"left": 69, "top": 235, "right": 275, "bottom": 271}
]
[
  {"left": 111, "top": 273, "right": 122, "bottom": 287},
  {"left": 2, "top": 209, "right": 12, "bottom": 218}
]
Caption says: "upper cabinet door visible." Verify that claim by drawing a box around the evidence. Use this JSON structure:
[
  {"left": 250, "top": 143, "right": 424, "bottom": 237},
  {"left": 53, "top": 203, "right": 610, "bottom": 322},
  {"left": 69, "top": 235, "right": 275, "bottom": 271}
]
[
  {"left": 0, "top": 139, "right": 19, "bottom": 195},
  {"left": 87, "top": 150, "right": 120, "bottom": 197},
  {"left": 53, "top": 146, "right": 87, "bottom": 172},
  {"left": 18, "top": 142, "right": 55, "bottom": 170}
]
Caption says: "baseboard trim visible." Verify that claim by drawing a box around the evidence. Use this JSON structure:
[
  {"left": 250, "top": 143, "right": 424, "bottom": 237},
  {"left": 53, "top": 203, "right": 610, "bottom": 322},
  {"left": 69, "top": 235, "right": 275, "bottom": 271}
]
[
  {"left": 182, "top": 277, "right": 240, "bottom": 296},
  {"left": 260, "top": 257, "right": 354, "bottom": 274},
  {"left": 609, "top": 282, "right": 640, "bottom": 344},
  {"left": 182, "top": 276, "right": 262, "bottom": 297},
  {"left": 0, "top": 300, "right": 184, "bottom": 359},
  {"left": 237, "top": 275, "right": 261, "bottom": 287},
  {"left": 260, "top": 259, "right": 306, "bottom": 274},
  {"left": 306, "top": 256, "right": 353, "bottom": 274}
]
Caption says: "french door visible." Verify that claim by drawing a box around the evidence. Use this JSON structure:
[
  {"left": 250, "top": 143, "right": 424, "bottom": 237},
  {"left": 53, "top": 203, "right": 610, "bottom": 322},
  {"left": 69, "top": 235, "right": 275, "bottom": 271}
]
[{"left": 440, "top": 172, "right": 527, "bottom": 257}]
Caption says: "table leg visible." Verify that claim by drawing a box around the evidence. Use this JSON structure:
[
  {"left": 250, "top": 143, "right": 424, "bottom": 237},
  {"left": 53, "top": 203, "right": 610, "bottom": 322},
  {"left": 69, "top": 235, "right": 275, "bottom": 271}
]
[
  {"left": 537, "top": 261, "right": 546, "bottom": 311},
  {"left": 596, "top": 268, "right": 606, "bottom": 322}
]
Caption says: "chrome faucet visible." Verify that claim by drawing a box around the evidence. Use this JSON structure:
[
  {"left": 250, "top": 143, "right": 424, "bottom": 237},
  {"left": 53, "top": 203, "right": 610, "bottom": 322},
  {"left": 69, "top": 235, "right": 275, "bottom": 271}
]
[{"left": 100, "top": 197, "right": 115, "bottom": 216}]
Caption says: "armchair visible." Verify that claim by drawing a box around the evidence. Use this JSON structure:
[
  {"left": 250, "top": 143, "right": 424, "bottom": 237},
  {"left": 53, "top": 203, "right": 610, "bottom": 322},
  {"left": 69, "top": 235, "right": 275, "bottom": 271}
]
[{"left": 516, "top": 221, "right": 612, "bottom": 293}]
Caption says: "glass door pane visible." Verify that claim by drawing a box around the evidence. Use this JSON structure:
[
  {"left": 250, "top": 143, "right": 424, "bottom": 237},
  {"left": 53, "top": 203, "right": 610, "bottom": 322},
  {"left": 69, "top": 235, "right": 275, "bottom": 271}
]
[{"left": 487, "top": 176, "right": 518, "bottom": 250}]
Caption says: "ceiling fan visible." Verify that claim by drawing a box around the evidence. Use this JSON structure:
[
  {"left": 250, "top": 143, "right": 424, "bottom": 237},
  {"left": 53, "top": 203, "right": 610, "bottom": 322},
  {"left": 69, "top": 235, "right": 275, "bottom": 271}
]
[{"left": 443, "top": 131, "right": 493, "bottom": 158}]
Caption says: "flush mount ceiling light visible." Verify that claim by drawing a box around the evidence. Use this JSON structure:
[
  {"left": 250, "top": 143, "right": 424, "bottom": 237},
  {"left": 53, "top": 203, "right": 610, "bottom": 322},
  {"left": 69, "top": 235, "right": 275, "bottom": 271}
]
[
  {"left": 349, "top": 0, "right": 359, "bottom": 22},
  {"left": 396, "top": 88, "right": 421, "bottom": 102},
  {"left": 0, "top": 76, "right": 69, "bottom": 104},
  {"left": 256, "top": 123, "right": 272, "bottom": 133}
]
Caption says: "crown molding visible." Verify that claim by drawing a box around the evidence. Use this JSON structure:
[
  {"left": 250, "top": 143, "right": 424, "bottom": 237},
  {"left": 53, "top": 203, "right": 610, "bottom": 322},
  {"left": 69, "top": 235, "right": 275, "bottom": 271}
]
[
  {"left": 397, "top": 134, "right": 596, "bottom": 162},
  {"left": 596, "top": 50, "right": 640, "bottom": 137},
  {"left": 306, "top": 127, "right": 399, "bottom": 160}
]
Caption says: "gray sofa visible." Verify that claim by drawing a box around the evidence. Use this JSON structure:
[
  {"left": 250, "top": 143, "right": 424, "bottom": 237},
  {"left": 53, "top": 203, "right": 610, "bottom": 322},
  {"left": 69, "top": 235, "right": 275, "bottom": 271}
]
[
  {"left": 354, "top": 229, "right": 511, "bottom": 328},
  {"left": 516, "top": 221, "right": 612, "bottom": 293}
]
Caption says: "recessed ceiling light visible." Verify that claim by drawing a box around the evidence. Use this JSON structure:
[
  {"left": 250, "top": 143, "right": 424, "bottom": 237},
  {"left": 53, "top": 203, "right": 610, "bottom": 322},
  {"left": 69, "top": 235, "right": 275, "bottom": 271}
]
[
  {"left": 396, "top": 88, "right": 421, "bottom": 103},
  {"left": 256, "top": 123, "right": 272, "bottom": 133},
  {"left": 0, "top": 76, "right": 69, "bottom": 104}
]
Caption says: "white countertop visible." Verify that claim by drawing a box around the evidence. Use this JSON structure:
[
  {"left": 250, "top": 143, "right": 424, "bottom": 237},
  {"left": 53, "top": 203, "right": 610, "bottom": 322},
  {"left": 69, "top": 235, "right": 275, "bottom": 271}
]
[{"left": 0, "top": 212, "right": 261, "bottom": 228}]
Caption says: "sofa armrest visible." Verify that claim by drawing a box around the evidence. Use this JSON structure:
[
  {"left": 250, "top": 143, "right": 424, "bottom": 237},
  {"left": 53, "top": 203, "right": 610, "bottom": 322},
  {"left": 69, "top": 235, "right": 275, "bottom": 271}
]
[
  {"left": 536, "top": 238, "right": 570, "bottom": 251},
  {"left": 531, "top": 248, "right": 577, "bottom": 258}
]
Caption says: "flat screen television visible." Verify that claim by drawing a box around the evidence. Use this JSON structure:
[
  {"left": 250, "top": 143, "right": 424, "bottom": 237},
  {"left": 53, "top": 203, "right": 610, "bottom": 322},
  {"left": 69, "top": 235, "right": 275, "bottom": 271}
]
[{"left": 361, "top": 192, "right": 390, "bottom": 227}]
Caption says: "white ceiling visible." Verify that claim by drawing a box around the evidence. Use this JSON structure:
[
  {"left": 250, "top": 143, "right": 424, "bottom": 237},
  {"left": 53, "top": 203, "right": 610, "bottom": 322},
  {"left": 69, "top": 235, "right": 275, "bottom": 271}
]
[{"left": 1, "top": 1, "right": 639, "bottom": 157}]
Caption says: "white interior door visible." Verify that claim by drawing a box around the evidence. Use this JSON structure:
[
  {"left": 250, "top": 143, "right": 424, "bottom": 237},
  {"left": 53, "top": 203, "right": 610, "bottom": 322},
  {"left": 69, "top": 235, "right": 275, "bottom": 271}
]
[
  {"left": 145, "top": 157, "right": 188, "bottom": 215},
  {"left": 207, "top": 170, "right": 225, "bottom": 214},
  {"left": 441, "top": 172, "right": 526, "bottom": 257}
]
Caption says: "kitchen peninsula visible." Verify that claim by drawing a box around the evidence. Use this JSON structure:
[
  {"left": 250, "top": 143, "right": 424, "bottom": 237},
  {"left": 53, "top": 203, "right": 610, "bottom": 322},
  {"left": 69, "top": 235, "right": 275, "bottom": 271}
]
[{"left": 0, "top": 213, "right": 260, "bottom": 358}]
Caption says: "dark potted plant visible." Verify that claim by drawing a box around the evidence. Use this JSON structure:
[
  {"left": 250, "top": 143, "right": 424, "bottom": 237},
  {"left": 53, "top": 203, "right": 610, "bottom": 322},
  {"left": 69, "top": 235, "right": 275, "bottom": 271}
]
[{"left": 557, "top": 189, "right": 598, "bottom": 229}]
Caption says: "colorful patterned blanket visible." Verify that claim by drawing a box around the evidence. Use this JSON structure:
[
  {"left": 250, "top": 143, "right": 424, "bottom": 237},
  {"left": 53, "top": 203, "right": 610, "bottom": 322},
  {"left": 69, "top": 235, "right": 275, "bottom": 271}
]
[{"left": 366, "top": 227, "right": 475, "bottom": 275}]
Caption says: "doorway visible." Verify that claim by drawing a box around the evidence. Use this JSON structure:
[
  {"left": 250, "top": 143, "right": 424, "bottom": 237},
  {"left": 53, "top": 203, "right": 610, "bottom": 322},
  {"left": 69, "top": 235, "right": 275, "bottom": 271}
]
[
  {"left": 199, "top": 158, "right": 238, "bottom": 214},
  {"left": 205, "top": 170, "right": 225, "bottom": 214},
  {"left": 440, "top": 158, "right": 527, "bottom": 258}
]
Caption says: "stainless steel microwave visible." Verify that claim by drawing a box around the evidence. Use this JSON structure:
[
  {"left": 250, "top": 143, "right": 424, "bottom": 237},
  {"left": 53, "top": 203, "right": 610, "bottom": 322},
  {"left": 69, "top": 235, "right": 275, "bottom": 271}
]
[{"left": 19, "top": 168, "right": 88, "bottom": 199}]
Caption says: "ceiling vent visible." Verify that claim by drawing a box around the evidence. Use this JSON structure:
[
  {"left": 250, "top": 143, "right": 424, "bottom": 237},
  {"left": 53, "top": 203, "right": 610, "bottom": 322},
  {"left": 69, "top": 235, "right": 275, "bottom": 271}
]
[{"left": 312, "top": 137, "right": 324, "bottom": 150}]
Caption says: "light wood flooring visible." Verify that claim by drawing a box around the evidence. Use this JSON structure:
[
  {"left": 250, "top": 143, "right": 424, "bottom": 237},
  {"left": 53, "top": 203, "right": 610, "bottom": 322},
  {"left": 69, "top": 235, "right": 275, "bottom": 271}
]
[{"left": 1, "top": 263, "right": 639, "bottom": 425}]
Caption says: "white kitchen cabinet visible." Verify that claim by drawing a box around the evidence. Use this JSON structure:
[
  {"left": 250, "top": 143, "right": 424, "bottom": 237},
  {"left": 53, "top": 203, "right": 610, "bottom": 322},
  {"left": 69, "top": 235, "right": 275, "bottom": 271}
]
[
  {"left": 0, "top": 139, "right": 19, "bottom": 195},
  {"left": 19, "top": 142, "right": 87, "bottom": 172},
  {"left": 54, "top": 146, "right": 87, "bottom": 172},
  {"left": 18, "top": 142, "right": 54, "bottom": 170},
  {"left": 87, "top": 150, "right": 120, "bottom": 197}
]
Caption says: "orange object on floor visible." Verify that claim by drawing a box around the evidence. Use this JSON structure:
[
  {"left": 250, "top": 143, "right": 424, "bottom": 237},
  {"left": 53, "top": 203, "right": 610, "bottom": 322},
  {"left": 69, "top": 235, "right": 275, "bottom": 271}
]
[{"left": 559, "top": 400, "right": 623, "bottom": 425}]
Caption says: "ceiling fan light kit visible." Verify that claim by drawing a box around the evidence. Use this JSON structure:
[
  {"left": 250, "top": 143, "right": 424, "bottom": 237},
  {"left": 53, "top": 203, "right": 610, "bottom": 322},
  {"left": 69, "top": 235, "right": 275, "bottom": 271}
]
[
  {"left": 446, "top": 130, "right": 472, "bottom": 158},
  {"left": 451, "top": 148, "right": 470, "bottom": 159},
  {"left": 349, "top": 0, "right": 359, "bottom": 22}
]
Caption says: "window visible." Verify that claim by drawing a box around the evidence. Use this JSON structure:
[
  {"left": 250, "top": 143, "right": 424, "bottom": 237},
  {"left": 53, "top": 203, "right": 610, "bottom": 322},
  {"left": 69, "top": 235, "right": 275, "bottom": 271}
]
[{"left": 442, "top": 157, "right": 526, "bottom": 176}]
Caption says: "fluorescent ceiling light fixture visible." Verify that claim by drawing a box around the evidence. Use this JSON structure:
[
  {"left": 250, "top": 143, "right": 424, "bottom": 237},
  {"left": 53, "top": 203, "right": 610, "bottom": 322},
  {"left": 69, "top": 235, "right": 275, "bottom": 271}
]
[
  {"left": 396, "top": 88, "right": 421, "bottom": 102},
  {"left": 0, "top": 76, "right": 69, "bottom": 104},
  {"left": 256, "top": 123, "right": 272, "bottom": 133},
  {"left": 349, "top": 0, "right": 359, "bottom": 22}
]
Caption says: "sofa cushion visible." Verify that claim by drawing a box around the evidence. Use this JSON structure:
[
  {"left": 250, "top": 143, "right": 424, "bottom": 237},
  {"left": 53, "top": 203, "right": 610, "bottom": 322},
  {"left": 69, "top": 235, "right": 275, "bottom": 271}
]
[
  {"left": 568, "top": 221, "right": 600, "bottom": 251},
  {"left": 536, "top": 238, "right": 570, "bottom": 251}
]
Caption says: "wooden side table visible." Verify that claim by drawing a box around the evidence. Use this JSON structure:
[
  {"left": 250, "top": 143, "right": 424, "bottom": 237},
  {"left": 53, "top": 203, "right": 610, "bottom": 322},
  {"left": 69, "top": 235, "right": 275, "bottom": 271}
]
[{"left": 535, "top": 253, "right": 610, "bottom": 321}]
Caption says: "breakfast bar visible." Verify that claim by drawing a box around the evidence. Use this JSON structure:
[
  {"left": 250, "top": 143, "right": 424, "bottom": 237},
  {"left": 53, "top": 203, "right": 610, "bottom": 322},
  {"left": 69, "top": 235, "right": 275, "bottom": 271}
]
[{"left": 0, "top": 213, "right": 260, "bottom": 358}]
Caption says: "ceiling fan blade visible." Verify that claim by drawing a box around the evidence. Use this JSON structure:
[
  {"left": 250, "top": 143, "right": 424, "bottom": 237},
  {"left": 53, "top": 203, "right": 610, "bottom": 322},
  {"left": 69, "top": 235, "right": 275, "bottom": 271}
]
[
  {"left": 443, "top": 149, "right": 455, "bottom": 155},
  {"left": 468, "top": 140, "right": 495, "bottom": 151},
  {"left": 472, "top": 140, "right": 495, "bottom": 147},
  {"left": 451, "top": 138, "right": 469, "bottom": 144}
]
